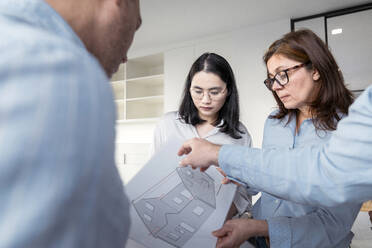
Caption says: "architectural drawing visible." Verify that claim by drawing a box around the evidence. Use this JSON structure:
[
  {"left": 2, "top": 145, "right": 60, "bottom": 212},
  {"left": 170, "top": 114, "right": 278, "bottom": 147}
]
[{"left": 132, "top": 166, "right": 216, "bottom": 248}]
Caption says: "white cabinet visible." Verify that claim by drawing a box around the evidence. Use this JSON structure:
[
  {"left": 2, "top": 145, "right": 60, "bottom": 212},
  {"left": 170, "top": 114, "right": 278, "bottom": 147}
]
[
  {"left": 115, "top": 143, "right": 151, "bottom": 184},
  {"left": 111, "top": 54, "right": 162, "bottom": 184},
  {"left": 111, "top": 53, "right": 164, "bottom": 122}
]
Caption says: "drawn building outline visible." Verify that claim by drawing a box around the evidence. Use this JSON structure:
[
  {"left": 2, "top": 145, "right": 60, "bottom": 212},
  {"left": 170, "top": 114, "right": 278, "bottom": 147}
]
[{"left": 132, "top": 166, "right": 217, "bottom": 247}]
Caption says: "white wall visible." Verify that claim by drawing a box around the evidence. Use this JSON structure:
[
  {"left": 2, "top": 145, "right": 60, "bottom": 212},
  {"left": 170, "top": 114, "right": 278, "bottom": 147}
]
[{"left": 116, "top": 18, "right": 291, "bottom": 148}]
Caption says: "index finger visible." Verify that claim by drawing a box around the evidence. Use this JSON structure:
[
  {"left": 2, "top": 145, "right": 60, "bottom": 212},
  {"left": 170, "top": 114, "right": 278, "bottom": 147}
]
[
  {"left": 177, "top": 139, "right": 194, "bottom": 156},
  {"left": 177, "top": 145, "right": 191, "bottom": 156},
  {"left": 215, "top": 236, "right": 231, "bottom": 248},
  {"left": 212, "top": 227, "right": 228, "bottom": 238}
]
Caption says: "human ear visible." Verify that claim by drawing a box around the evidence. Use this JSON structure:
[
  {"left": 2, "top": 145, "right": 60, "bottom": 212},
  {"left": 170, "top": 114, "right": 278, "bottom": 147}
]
[{"left": 312, "top": 69, "right": 320, "bottom": 81}]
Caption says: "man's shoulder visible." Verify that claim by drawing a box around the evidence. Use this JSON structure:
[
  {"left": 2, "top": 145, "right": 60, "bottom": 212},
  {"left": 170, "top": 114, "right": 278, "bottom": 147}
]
[
  {"left": 0, "top": 17, "right": 105, "bottom": 82},
  {"left": 0, "top": 19, "right": 111, "bottom": 115}
]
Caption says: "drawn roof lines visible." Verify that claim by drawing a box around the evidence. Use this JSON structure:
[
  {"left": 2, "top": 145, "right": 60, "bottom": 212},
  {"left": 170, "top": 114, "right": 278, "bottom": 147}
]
[
  {"left": 132, "top": 166, "right": 217, "bottom": 247},
  {"left": 177, "top": 167, "right": 216, "bottom": 208}
]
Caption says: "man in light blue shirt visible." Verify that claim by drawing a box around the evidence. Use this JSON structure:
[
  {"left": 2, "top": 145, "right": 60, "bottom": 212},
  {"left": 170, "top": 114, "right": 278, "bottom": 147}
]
[
  {"left": 179, "top": 84, "right": 372, "bottom": 247},
  {"left": 179, "top": 85, "right": 372, "bottom": 207},
  {"left": 0, "top": 0, "right": 141, "bottom": 247},
  {"left": 178, "top": 85, "right": 372, "bottom": 244}
]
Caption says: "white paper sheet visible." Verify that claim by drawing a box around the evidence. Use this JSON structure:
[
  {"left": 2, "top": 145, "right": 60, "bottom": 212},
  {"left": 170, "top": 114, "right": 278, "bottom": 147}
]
[
  {"left": 125, "top": 138, "right": 237, "bottom": 248},
  {"left": 350, "top": 211, "right": 372, "bottom": 248}
]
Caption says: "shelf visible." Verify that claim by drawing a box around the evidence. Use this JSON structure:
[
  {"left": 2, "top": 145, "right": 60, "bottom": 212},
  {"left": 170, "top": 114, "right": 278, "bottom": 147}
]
[
  {"left": 126, "top": 95, "right": 163, "bottom": 102},
  {"left": 111, "top": 63, "right": 126, "bottom": 82},
  {"left": 109, "top": 53, "right": 164, "bottom": 122},
  {"left": 112, "top": 75, "right": 163, "bottom": 100},
  {"left": 126, "top": 54, "right": 164, "bottom": 79},
  {"left": 126, "top": 74, "right": 163, "bottom": 83},
  {"left": 126, "top": 75, "right": 163, "bottom": 99},
  {"left": 111, "top": 81, "right": 125, "bottom": 100},
  {"left": 115, "top": 101, "right": 125, "bottom": 121},
  {"left": 126, "top": 97, "right": 163, "bottom": 120},
  {"left": 116, "top": 117, "right": 160, "bottom": 124},
  {"left": 111, "top": 79, "right": 125, "bottom": 84}
]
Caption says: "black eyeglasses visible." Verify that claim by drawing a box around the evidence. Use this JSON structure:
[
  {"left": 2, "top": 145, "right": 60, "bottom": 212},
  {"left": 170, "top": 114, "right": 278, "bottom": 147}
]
[{"left": 264, "top": 62, "right": 310, "bottom": 91}]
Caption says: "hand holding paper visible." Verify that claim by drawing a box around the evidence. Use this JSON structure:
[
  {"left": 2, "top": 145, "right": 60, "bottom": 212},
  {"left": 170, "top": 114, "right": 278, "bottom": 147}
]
[{"left": 213, "top": 219, "right": 268, "bottom": 248}]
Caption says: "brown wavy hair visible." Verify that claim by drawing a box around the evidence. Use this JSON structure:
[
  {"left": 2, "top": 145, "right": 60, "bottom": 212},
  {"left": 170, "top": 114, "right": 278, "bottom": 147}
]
[{"left": 263, "top": 29, "right": 354, "bottom": 131}]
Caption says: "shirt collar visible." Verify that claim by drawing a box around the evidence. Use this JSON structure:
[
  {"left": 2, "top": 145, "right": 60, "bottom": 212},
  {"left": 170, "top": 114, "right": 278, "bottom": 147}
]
[
  {"left": 178, "top": 114, "right": 225, "bottom": 139},
  {"left": 0, "top": 0, "right": 85, "bottom": 50}
]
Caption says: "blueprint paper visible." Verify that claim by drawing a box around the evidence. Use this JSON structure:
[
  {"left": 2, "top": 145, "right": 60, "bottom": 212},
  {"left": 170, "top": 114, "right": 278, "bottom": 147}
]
[
  {"left": 125, "top": 138, "right": 237, "bottom": 248},
  {"left": 350, "top": 211, "right": 372, "bottom": 248}
]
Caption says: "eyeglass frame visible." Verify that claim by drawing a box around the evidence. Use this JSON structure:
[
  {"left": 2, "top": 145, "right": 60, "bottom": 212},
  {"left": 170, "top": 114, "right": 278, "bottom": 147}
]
[
  {"left": 263, "top": 61, "right": 311, "bottom": 91},
  {"left": 189, "top": 86, "right": 228, "bottom": 101}
]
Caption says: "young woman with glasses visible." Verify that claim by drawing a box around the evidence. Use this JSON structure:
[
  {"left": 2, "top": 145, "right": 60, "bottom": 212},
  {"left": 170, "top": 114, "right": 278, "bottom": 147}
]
[
  {"left": 224, "top": 29, "right": 361, "bottom": 248},
  {"left": 152, "top": 52, "right": 254, "bottom": 222}
]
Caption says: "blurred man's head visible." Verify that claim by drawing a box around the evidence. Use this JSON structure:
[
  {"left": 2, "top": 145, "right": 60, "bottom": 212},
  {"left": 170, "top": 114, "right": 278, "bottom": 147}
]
[
  {"left": 46, "top": 0, "right": 142, "bottom": 77},
  {"left": 91, "top": 0, "right": 142, "bottom": 77}
]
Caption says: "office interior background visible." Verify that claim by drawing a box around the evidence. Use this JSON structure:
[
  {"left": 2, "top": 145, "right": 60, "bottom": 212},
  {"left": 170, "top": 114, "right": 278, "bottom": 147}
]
[{"left": 110, "top": 1, "right": 372, "bottom": 247}]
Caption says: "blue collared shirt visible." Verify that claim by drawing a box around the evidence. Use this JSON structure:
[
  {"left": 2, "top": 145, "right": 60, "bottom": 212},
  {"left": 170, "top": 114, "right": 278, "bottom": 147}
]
[
  {"left": 251, "top": 113, "right": 360, "bottom": 247},
  {"left": 0, "top": 1, "right": 129, "bottom": 247},
  {"left": 219, "top": 84, "right": 372, "bottom": 208}
]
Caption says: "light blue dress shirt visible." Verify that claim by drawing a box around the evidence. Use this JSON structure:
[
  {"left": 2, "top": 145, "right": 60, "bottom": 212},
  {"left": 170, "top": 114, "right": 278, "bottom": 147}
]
[
  {"left": 251, "top": 113, "right": 361, "bottom": 247},
  {"left": 0, "top": 1, "right": 129, "bottom": 247},
  {"left": 219, "top": 84, "right": 372, "bottom": 208}
]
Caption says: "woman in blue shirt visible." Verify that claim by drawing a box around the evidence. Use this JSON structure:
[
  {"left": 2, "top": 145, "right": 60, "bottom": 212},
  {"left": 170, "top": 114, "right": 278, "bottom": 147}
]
[
  {"left": 251, "top": 29, "right": 362, "bottom": 248},
  {"left": 210, "top": 29, "right": 362, "bottom": 248}
]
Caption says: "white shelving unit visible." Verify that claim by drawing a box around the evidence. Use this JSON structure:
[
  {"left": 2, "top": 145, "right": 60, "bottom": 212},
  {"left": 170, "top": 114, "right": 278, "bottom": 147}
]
[{"left": 110, "top": 53, "right": 164, "bottom": 122}]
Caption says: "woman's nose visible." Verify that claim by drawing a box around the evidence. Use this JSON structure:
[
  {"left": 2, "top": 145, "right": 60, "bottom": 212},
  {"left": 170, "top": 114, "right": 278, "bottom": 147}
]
[
  {"left": 201, "top": 92, "right": 212, "bottom": 103},
  {"left": 271, "top": 80, "right": 284, "bottom": 91}
]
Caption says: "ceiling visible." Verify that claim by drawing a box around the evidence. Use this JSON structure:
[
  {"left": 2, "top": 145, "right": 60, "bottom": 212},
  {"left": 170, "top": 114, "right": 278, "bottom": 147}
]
[{"left": 131, "top": 0, "right": 371, "bottom": 51}]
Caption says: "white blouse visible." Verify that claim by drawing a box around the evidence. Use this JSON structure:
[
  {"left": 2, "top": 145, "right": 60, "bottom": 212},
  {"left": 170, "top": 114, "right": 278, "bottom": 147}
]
[{"left": 151, "top": 111, "right": 253, "bottom": 215}]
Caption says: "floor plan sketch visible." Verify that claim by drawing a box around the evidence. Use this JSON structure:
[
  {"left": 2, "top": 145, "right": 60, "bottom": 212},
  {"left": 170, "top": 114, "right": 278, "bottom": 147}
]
[
  {"left": 126, "top": 139, "right": 237, "bottom": 248},
  {"left": 132, "top": 167, "right": 216, "bottom": 247}
]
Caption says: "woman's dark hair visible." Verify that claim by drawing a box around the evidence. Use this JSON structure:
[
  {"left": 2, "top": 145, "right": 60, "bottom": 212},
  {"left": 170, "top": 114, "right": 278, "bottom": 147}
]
[
  {"left": 178, "top": 52, "right": 244, "bottom": 139},
  {"left": 263, "top": 29, "right": 354, "bottom": 131}
]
